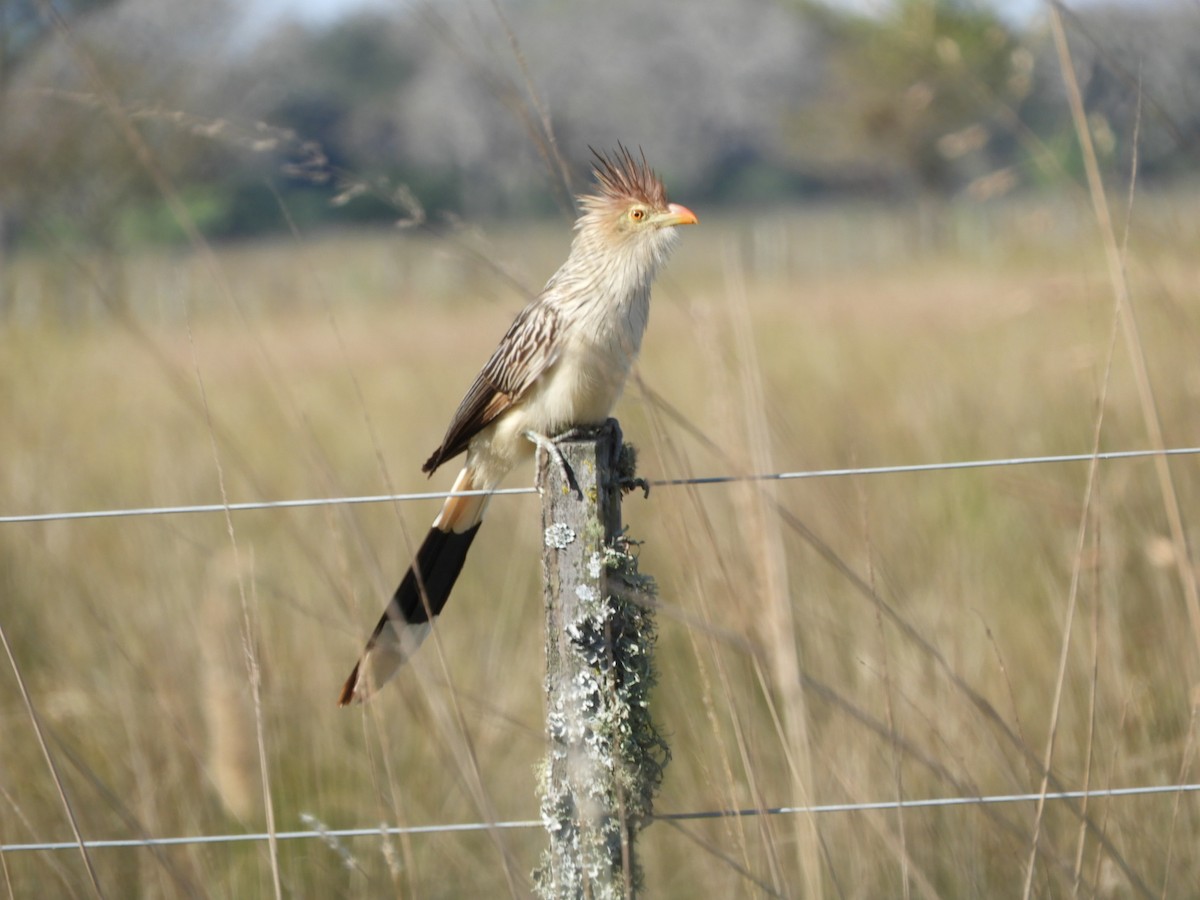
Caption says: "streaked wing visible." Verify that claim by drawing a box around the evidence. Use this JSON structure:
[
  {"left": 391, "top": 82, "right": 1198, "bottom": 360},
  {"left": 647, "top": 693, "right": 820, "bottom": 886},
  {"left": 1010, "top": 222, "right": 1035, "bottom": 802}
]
[{"left": 422, "top": 300, "right": 562, "bottom": 473}]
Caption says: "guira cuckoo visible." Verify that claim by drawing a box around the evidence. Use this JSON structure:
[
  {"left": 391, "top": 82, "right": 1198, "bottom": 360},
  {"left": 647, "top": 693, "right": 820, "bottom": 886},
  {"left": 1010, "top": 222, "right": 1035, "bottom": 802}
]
[{"left": 338, "top": 146, "right": 697, "bottom": 705}]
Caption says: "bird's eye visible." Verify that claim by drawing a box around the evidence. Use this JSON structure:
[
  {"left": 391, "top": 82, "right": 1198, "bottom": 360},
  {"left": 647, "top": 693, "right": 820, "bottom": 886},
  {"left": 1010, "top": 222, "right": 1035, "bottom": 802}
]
[{"left": 630, "top": 208, "right": 646, "bottom": 222}]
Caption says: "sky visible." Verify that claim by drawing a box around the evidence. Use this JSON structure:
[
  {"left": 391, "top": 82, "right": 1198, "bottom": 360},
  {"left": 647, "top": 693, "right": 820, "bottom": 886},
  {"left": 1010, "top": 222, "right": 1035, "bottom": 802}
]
[
  {"left": 236, "top": 0, "right": 1159, "bottom": 49},
  {"left": 244, "top": 0, "right": 391, "bottom": 30},
  {"left": 244, "top": 0, "right": 1057, "bottom": 31}
]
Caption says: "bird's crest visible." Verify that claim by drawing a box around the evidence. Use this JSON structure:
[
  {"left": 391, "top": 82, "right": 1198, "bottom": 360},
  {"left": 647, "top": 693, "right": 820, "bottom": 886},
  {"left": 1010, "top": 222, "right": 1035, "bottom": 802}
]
[{"left": 585, "top": 145, "right": 667, "bottom": 211}]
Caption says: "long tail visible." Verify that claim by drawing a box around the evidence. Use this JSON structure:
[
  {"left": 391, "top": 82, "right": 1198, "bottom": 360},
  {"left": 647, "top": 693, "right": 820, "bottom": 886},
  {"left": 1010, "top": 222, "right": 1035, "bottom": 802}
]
[{"left": 338, "top": 467, "right": 488, "bottom": 705}]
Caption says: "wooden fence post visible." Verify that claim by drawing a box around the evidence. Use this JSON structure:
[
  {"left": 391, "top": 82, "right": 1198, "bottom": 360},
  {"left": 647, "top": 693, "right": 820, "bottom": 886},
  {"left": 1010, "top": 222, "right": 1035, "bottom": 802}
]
[{"left": 534, "top": 420, "right": 669, "bottom": 899}]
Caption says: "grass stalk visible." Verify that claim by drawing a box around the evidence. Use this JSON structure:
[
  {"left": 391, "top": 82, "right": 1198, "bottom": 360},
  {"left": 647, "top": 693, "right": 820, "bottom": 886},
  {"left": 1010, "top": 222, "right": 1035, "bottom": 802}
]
[
  {"left": 0, "top": 624, "right": 103, "bottom": 899},
  {"left": 1050, "top": 3, "right": 1200, "bottom": 662}
]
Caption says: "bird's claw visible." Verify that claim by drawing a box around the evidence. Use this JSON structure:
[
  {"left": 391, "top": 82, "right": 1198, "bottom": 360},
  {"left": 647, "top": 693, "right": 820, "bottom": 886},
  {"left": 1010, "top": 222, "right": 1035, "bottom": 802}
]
[
  {"left": 614, "top": 438, "right": 649, "bottom": 497},
  {"left": 620, "top": 475, "right": 651, "bottom": 498}
]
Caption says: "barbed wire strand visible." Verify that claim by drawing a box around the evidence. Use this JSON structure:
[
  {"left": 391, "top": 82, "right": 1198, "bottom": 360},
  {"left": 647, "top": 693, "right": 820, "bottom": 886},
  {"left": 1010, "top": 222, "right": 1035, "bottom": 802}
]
[
  {"left": 2, "top": 447, "right": 1197, "bottom": 525},
  {"left": 3, "top": 782, "right": 1196, "bottom": 854}
]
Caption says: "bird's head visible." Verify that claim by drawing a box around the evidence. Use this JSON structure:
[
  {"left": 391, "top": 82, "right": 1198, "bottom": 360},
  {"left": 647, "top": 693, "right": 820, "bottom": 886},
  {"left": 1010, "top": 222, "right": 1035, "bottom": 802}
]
[{"left": 575, "top": 146, "right": 698, "bottom": 273}]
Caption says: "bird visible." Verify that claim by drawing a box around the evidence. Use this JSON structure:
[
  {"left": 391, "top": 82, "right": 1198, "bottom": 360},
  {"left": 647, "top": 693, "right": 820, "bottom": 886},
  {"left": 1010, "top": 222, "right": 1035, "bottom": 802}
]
[{"left": 338, "top": 146, "right": 698, "bottom": 705}]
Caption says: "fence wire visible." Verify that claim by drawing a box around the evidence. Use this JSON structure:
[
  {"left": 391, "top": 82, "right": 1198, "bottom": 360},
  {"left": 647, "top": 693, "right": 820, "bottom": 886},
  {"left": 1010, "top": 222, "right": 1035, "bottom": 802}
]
[
  {"left": 4, "top": 446, "right": 1199, "bottom": 861},
  {"left": 2, "top": 446, "right": 1197, "bottom": 525},
  {"left": 3, "top": 783, "right": 1197, "bottom": 853}
]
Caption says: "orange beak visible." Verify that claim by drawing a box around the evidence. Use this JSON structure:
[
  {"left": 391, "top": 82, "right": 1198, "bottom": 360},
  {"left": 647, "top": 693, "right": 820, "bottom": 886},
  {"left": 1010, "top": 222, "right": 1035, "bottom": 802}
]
[{"left": 664, "top": 203, "right": 699, "bottom": 226}]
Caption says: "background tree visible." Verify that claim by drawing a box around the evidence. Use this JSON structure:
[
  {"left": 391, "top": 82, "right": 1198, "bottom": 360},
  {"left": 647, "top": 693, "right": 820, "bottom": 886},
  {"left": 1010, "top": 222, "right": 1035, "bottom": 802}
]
[
  {"left": 3, "top": 0, "right": 1200, "bottom": 252},
  {"left": 0, "top": 0, "right": 239, "bottom": 247},
  {"left": 1, "top": 0, "right": 121, "bottom": 81},
  {"left": 1031, "top": 2, "right": 1200, "bottom": 181},
  {"left": 793, "top": 0, "right": 1031, "bottom": 196}
]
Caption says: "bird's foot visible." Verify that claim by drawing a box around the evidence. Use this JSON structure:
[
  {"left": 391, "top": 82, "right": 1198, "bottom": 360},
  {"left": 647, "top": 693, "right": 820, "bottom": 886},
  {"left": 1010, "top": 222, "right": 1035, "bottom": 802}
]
[
  {"left": 545, "top": 421, "right": 648, "bottom": 498},
  {"left": 528, "top": 421, "right": 644, "bottom": 498},
  {"left": 550, "top": 418, "right": 623, "bottom": 447},
  {"left": 524, "top": 429, "right": 581, "bottom": 497}
]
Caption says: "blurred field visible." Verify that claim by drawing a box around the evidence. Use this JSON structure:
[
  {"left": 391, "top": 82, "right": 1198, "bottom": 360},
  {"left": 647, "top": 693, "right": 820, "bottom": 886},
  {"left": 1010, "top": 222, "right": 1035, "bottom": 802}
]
[{"left": 3, "top": 193, "right": 1200, "bottom": 897}]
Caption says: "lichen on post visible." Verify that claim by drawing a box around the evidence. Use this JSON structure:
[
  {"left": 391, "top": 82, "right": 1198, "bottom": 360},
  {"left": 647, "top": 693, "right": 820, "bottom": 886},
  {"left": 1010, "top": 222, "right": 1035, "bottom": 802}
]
[{"left": 533, "top": 420, "right": 669, "bottom": 899}]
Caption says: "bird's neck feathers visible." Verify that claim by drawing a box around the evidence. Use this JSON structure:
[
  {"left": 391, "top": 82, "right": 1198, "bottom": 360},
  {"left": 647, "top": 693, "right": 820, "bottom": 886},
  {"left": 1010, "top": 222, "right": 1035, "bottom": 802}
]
[{"left": 553, "top": 210, "right": 678, "bottom": 305}]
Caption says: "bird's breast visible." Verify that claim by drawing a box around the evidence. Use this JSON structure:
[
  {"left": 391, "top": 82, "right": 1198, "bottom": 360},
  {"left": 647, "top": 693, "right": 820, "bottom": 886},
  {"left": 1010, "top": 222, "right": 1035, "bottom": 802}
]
[
  {"left": 476, "top": 343, "right": 630, "bottom": 481},
  {"left": 470, "top": 288, "right": 650, "bottom": 479},
  {"left": 529, "top": 338, "right": 628, "bottom": 427},
  {"left": 526, "top": 289, "right": 649, "bottom": 429}
]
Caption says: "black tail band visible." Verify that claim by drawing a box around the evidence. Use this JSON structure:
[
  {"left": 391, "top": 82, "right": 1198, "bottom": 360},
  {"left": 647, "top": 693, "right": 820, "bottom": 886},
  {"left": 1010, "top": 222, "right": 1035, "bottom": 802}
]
[{"left": 372, "top": 523, "right": 482, "bottom": 635}]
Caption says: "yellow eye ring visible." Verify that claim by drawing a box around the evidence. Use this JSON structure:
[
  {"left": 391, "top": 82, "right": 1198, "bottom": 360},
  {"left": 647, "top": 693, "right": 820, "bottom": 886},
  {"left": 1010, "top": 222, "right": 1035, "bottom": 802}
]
[{"left": 630, "top": 208, "right": 645, "bottom": 221}]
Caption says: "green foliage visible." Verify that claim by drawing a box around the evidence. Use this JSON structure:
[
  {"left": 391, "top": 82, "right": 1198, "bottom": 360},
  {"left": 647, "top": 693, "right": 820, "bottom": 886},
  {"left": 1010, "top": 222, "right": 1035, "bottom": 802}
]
[
  {"left": 808, "top": 0, "right": 1026, "bottom": 192},
  {"left": 112, "top": 185, "right": 230, "bottom": 246},
  {"left": 301, "top": 15, "right": 418, "bottom": 99}
]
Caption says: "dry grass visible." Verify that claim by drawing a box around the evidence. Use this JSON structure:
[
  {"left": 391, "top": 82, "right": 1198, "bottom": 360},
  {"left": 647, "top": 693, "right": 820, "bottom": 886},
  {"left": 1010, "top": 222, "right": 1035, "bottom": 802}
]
[{"left": 2, "top": 194, "right": 1200, "bottom": 897}]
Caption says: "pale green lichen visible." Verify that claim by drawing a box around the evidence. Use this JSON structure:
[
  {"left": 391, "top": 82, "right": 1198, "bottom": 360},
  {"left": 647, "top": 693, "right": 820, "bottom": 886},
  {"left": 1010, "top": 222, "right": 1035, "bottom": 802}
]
[
  {"left": 545, "top": 523, "right": 576, "bottom": 549},
  {"left": 535, "top": 529, "right": 668, "bottom": 899}
]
